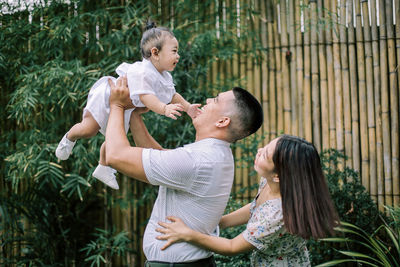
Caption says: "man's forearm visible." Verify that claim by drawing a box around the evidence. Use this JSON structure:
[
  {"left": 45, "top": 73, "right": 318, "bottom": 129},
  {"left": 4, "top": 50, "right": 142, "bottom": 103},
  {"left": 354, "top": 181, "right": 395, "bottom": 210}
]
[
  {"left": 106, "top": 106, "right": 131, "bottom": 152},
  {"left": 129, "top": 112, "right": 163, "bottom": 150},
  {"left": 105, "top": 105, "right": 149, "bottom": 183}
]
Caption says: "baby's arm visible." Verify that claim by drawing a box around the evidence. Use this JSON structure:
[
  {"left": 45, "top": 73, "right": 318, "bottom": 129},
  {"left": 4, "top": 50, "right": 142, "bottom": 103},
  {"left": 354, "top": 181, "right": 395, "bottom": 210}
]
[
  {"left": 140, "top": 94, "right": 184, "bottom": 120},
  {"left": 171, "top": 93, "right": 202, "bottom": 119}
]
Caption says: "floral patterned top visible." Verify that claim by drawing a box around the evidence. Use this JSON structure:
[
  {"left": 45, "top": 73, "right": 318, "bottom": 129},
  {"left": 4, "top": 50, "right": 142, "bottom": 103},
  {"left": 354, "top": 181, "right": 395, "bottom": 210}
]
[{"left": 242, "top": 178, "right": 310, "bottom": 266}]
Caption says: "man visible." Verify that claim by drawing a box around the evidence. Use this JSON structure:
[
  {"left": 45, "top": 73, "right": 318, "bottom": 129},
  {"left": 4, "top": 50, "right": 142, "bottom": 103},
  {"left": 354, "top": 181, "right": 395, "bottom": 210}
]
[{"left": 105, "top": 77, "right": 263, "bottom": 266}]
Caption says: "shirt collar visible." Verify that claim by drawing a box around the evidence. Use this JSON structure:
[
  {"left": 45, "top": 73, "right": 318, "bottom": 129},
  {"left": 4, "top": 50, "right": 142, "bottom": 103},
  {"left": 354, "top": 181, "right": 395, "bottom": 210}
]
[{"left": 194, "top": 138, "right": 231, "bottom": 147}]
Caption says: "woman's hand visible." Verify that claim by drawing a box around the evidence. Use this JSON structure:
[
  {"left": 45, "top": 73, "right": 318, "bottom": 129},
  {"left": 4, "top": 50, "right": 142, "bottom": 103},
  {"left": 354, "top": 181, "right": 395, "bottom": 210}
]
[{"left": 155, "top": 216, "right": 193, "bottom": 250}]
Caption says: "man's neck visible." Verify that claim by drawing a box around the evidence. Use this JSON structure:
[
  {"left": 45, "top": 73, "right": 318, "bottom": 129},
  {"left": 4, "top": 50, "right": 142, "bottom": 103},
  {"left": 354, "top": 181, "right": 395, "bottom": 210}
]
[{"left": 195, "top": 131, "right": 229, "bottom": 143}]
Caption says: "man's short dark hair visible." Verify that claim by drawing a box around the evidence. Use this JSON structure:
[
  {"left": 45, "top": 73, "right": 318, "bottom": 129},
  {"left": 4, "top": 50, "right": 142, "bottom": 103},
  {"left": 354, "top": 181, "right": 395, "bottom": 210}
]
[{"left": 230, "top": 87, "right": 263, "bottom": 142}]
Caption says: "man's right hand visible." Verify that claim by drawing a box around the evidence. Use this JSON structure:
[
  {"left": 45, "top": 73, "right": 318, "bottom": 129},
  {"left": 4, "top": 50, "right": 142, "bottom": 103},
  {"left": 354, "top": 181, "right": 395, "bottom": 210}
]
[{"left": 108, "top": 76, "right": 135, "bottom": 110}]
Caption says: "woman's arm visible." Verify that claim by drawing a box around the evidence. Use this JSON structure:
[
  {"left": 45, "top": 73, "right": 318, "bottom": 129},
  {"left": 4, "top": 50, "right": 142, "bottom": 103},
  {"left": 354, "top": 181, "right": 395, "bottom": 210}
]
[
  {"left": 156, "top": 216, "right": 254, "bottom": 256},
  {"left": 220, "top": 203, "right": 251, "bottom": 229}
]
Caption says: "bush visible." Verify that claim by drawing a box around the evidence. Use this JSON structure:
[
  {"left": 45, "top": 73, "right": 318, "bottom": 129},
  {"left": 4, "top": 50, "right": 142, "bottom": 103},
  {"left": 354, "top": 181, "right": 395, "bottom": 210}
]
[
  {"left": 0, "top": 1, "right": 263, "bottom": 266},
  {"left": 215, "top": 197, "right": 251, "bottom": 267}
]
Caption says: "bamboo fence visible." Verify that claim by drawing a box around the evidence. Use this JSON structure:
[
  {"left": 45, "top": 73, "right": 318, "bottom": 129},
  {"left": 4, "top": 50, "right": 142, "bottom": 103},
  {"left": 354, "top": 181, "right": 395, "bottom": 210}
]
[{"left": 2, "top": 0, "right": 400, "bottom": 266}]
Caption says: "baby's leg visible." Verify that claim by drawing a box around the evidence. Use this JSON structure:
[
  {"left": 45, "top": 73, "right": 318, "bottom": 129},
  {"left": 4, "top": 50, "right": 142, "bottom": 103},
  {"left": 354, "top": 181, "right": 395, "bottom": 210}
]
[
  {"left": 99, "top": 141, "right": 107, "bottom": 166},
  {"left": 56, "top": 112, "right": 100, "bottom": 160},
  {"left": 93, "top": 141, "right": 119, "bottom": 190},
  {"left": 67, "top": 112, "right": 100, "bottom": 141}
]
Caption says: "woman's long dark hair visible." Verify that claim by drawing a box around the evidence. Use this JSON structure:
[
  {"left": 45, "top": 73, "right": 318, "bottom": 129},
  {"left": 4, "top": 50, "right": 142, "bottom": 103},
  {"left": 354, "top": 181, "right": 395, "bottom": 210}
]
[{"left": 273, "top": 135, "right": 339, "bottom": 239}]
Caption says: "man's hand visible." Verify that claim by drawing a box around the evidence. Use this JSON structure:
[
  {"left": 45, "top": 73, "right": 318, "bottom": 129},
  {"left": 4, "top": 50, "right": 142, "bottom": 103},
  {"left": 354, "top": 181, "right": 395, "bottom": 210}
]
[{"left": 108, "top": 76, "right": 135, "bottom": 110}]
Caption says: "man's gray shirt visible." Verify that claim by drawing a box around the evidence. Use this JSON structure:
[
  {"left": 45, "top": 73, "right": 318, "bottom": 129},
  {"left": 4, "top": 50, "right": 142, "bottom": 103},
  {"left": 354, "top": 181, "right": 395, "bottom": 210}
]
[{"left": 142, "top": 138, "right": 234, "bottom": 262}]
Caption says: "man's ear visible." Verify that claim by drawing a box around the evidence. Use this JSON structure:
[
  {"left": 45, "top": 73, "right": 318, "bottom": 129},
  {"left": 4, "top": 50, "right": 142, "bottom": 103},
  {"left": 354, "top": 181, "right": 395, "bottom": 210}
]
[{"left": 215, "top": 117, "right": 231, "bottom": 128}]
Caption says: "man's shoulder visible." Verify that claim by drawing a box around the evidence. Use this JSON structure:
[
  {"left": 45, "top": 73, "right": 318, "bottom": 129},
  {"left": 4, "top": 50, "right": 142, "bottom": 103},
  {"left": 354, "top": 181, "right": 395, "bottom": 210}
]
[{"left": 182, "top": 139, "right": 233, "bottom": 160}]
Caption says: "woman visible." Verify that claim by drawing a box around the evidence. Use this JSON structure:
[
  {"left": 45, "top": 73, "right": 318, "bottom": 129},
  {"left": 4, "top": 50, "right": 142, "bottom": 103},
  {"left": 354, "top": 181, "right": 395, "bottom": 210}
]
[{"left": 156, "top": 135, "right": 339, "bottom": 266}]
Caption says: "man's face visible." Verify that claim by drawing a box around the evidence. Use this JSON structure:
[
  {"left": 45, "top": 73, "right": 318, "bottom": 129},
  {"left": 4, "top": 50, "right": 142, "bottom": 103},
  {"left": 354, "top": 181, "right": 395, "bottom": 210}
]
[{"left": 193, "top": 90, "right": 235, "bottom": 129}]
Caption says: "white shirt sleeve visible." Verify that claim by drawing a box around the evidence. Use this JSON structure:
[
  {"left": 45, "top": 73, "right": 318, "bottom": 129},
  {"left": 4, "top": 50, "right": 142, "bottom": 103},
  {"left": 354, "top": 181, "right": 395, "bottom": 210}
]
[
  {"left": 127, "top": 69, "right": 157, "bottom": 96},
  {"left": 142, "top": 147, "right": 196, "bottom": 191}
]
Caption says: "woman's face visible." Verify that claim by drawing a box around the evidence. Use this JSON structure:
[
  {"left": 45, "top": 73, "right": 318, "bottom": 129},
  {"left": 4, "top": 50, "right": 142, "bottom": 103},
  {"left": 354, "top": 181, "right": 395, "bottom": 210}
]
[{"left": 254, "top": 137, "right": 279, "bottom": 178}]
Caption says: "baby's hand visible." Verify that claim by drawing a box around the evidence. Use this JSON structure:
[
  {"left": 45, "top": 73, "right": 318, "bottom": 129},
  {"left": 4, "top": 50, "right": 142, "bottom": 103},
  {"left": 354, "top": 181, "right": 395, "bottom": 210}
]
[
  {"left": 186, "top": 104, "right": 202, "bottom": 119},
  {"left": 164, "top": 104, "right": 184, "bottom": 120}
]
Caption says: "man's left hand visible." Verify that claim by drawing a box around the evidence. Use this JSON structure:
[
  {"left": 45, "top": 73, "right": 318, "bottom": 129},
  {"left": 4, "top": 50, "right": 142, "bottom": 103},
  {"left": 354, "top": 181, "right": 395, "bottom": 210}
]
[{"left": 108, "top": 76, "right": 135, "bottom": 110}]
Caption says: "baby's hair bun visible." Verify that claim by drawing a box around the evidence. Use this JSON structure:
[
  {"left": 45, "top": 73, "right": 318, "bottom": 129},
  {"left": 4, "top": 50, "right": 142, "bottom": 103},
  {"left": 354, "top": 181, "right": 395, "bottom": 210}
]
[{"left": 145, "top": 21, "right": 157, "bottom": 30}]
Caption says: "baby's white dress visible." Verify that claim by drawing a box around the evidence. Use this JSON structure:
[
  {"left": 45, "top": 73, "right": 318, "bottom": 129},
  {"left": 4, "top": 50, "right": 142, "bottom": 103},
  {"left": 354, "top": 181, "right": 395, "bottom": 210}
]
[{"left": 83, "top": 58, "right": 176, "bottom": 135}]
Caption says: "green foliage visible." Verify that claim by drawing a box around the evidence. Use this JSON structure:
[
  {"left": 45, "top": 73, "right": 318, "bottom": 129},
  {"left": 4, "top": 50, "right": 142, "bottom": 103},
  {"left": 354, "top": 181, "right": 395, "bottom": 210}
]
[
  {"left": 1, "top": 0, "right": 264, "bottom": 266},
  {"left": 81, "top": 228, "right": 131, "bottom": 267},
  {"left": 316, "top": 206, "right": 400, "bottom": 267},
  {"left": 215, "top": 197, "right": 251, "bottom": 267},
  {"left": 0, "top": 184, "right": 102, "bottom": 266}
]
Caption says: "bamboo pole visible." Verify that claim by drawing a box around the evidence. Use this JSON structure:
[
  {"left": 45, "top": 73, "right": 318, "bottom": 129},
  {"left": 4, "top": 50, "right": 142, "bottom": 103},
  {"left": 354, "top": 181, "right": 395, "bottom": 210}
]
[
  {"left": 318, "top": 0, "right": 329, "bottom": 151},
  {"left": 288, "top": 0, "right": 297, "bottom": 136},
  {"left": 238, "top": 0, "right": 250, "bottom": 201},
  {"left": 386, "top": 0, "right": 399, "bottom": 207},
  {"left": 395, "top": 0, "right": 400, "bottom": 206},
  {"left": 234, "top": 0, "right": 244, "bottom": 200},
  {"left": 260, "top": 0, "right": 270, "bottom": 143},
  {"left": 324, "top": 0, "right": 336, "bottom": 151},
  {"left": 133, "top": 180, "right": 139, "bottom": 265},
  {"left": 369, "top": 0, "right": 384, "bottom": 211},
  {"left": 275, "top": 0, "right": 283, "bottom": 134},
  {"left": 331, "top": 0, "right": 344, "bottom": 168},
  {"left": 310, "top": 0, "right": 321, "bottom": 151},
  {"left": 303, "top": 1, "right": 312, "bottom": 142},
  {"left": 253, "top": 0, "right": 262, "bottom": 105},
  {"left": 339, "top": 0, "right": 353, "bottom": 168},
  {"left": 295, "top": 0, "right": 304, "bottom": 139},
  {"left": 347, "top": 0, "right": 360, "bottom": 180},
  {"left": 252, "top": 0, "right": 262, "bottom": 197},
  {"left": 379, "top": 0, "right": 393, "bottom": 207},
  {"left": 361, "top": 0, "right": 377, "bottom": 201},
  {"left": 268, "top": 0, "right": 277, "bottom": 140},
  {"left": 354, "top": 0, "right": 370, "bottom": 189},
  {"left": 280, "top": 0, "right": 291, "bottom": 134},
  {"left": 245, "top": 1, "right": 257, "bottom": 198}
]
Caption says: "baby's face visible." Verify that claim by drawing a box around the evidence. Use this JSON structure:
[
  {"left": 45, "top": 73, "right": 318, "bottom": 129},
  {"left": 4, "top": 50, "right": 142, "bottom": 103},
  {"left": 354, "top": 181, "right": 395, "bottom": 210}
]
[{"left": 157, "top": 37, "right": 180, "bottom": 72}]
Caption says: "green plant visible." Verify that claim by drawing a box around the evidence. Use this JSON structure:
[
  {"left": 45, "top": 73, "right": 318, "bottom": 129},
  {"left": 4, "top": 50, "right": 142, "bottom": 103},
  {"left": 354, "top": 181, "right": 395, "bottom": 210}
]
[
  {"left": 316, "top": 206, "right": 400, "bottom": 267},
  {"left": 1, "top": 0, "right": 264, "bottom": 266},
  {"left": 81, "top": 228, "right": 132, "bottom": 267},
  {"left": 215, "top": 197, "right": 251, "bottom": 267}
]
